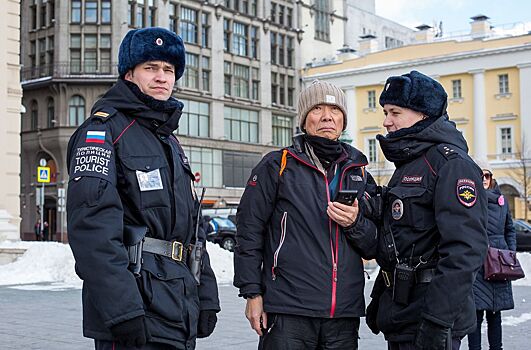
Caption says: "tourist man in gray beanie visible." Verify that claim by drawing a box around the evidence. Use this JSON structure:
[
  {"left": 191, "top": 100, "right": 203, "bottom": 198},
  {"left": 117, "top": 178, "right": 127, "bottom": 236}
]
[
  {"left": 67, "top": 27, "right": 220, "bottom": 350},
  {"left": 365, "top": 70, "right": 488, "bottom": 350},
  {"left": 234, "top": 80, "right": 379, "bottom": 349}
]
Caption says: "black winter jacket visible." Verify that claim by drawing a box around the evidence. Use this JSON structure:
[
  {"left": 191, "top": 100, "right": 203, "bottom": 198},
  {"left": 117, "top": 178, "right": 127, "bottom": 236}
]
[
  {"left": 371, "top": 116, "right": 488, "bottom": 342},
  {"left": 66, "top": 80, "right": 220, "bottom": 348},
  {"left": 234, "top": 135, "right": 378, "bottom": 318},
  {"left": 472, "top": 186, "right": 516, "bottom": 312}
]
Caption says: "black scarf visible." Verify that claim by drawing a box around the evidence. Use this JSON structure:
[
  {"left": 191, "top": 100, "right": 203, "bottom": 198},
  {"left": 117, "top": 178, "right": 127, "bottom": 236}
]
[
  {"left": 304, "top": 134, "right": 344, "bottom": 168},
  {"left": 122, "top": 79, "right": 182, "bottom": 115}
]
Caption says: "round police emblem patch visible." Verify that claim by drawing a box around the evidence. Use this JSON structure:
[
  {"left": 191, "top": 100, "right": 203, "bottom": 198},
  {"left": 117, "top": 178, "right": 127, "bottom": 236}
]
[
  {"left": 391, "top": 199, "right": 403, "bottom": 220},
  {"left": 155, "top": 38, "right": 163, "bottom": 46},
  {"left": 456, "top": 178, "right": 477, "bottom": 207}
]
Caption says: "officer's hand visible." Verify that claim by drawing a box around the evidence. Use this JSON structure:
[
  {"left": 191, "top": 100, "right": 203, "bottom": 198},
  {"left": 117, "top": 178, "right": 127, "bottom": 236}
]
[
  {"left": 197, "top": 310, "right": 218, "bottom": 338},
  {"left": 245, "top": 295, "right": 267, "bottom": 336},
  {"left": 110, "top": 315, "right": 148, "bottom": 347},
  {"left": 365, "top": 298, "right": 380, "bottom": 335},
  {"left": 327, "top": 199, "right": 359, "bottom": 227},
  {"left": 414, "top": 318, "right": 450, "bottom": 350}
]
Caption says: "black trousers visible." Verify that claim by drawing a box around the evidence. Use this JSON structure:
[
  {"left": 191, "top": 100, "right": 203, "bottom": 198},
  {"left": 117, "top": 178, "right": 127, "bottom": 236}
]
[
  {"left": 94, "top": 340, "right": 178, "bottom": 350},
  {"left": 388, "top": 338, "right": 462, "bottom": 350},
  {"left": 258, "top": 313, "right": 360, "bottom": 350}
]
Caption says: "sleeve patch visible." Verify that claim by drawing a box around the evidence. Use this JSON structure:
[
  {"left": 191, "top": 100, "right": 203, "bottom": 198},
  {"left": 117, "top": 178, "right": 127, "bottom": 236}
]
[{"left": 456, "top": 178, "right": 477, "bottom": 207}]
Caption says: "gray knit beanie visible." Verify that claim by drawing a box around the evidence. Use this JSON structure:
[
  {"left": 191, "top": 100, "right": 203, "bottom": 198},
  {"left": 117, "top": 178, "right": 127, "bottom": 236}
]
[{"left": 298, "top": 80, "right": 347, "bottom": 132}]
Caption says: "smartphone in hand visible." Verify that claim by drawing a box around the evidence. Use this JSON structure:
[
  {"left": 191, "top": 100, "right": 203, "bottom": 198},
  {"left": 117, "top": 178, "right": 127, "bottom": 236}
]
[{"left": 335, "top": 190, "right": 358, "bottom": 206}]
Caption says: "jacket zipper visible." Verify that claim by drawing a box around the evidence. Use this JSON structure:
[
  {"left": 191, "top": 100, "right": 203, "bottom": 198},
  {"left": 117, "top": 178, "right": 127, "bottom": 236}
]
[{"left": 272, "top": 211, "right": 288, "bottom": 280}]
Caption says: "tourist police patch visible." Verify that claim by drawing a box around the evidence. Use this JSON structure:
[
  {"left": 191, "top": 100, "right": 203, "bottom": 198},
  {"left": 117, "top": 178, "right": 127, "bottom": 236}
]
[{"left": 456, "top": 178, "right": 477, "bottom": 207}]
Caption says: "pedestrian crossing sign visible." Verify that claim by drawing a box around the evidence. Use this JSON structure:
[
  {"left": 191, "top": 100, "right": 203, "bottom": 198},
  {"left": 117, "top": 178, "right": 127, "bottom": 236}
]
[{"left": 38, "top": 167, "right": 50, "bottom": 183}]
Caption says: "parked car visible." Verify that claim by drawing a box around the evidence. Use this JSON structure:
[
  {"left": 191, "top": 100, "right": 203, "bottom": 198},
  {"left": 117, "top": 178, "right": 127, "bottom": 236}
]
[
  {"left": 515, "top": 219, "right": 531, "bottom": 252},
  {"left": 205, "top": 217, "right": 237, "bottom": 252}
]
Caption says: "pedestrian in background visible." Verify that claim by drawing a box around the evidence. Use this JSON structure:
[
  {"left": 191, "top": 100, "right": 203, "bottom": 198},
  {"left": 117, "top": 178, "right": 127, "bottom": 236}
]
[
  {"left": 234, "top": 80, "right": 379, "bottom": 349},
  {"left": 467, "top": 169, "right": 516, "bottom": 350},
  {"left": 366, "top": 70, "right": 488, "bottom": 350},
  {"left": 42, "top": 221, "right": 49, "bottom": 241},
  {"left": 34, "top": 219, "right": 41, "bottom": 241}
]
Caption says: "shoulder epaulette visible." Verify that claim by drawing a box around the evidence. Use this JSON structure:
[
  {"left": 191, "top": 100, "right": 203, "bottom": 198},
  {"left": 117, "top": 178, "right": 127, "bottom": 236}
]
[
  {"left": 436, "top": 144, "right": 462, "bottom": 160},
  {"left": 90, "top": 106, "right": 117, "bottom": 122}
]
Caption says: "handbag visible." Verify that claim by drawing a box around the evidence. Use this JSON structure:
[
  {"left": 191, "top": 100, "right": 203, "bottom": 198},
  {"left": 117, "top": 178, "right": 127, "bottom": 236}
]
[{"left": 484, "top": 246, "right": 525, "bottom": 281}]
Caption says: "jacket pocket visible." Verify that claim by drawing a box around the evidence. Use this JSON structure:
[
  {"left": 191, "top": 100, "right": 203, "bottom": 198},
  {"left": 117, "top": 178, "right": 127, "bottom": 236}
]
[
  {"left": 120, "top": 155, "right": 170, "bottom": 209},
  {"left": 272, "top": 212, "right": 288, "bottom": 280},
  {"left": 388, "top": 186, "right": 434, "bottom": 231},
  {"left": 138, "top": 254, "right": 189, "bottom": 327}
]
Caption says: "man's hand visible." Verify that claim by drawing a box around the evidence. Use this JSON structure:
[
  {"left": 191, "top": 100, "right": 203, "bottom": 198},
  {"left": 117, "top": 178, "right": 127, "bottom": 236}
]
[
  {"left": 245, "top": 295, "right": 267, "bottom": 336},
  {"left": 110, "top": 315, "right": 148, "bottom": 347},
  {"left": 327, "top": 199, "right": 359, "bottom": 227}
]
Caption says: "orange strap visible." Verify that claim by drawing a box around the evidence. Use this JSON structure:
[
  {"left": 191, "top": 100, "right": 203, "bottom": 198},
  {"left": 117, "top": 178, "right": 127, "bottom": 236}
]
[
  {"left": 361, "top": 166, "right": 365, "bottom": 178},
  {"left": 279, "top": 150, "right": 288, "bottom": 176}
]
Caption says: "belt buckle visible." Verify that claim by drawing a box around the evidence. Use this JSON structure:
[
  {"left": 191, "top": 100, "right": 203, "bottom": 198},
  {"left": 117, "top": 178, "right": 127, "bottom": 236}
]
[
  {"left": 171, "top": 241, "right": 184, "bottom": 261},
  {"left": 382, "top": 270, "right": 392, "bottom": 287}
]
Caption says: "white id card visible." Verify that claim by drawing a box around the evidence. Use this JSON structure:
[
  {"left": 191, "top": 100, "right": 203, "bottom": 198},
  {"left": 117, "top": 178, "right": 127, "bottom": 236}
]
[{"left": 136, "top": 169, "right": 164, "bottom": 191}]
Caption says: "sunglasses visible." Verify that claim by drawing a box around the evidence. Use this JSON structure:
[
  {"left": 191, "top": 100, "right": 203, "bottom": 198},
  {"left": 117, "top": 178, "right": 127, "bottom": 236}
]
[{"left": 482, "top": 173, "right": 492, "bottom": 180}]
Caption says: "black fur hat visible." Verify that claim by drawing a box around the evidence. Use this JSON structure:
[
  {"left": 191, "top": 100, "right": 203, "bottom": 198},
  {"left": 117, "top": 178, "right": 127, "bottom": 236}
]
[
  {"left": 379, "top": 70, "right": 448, "bottom": 118},
  {"left": 118, "top": 27, "right": 185, "bottom": 79}
]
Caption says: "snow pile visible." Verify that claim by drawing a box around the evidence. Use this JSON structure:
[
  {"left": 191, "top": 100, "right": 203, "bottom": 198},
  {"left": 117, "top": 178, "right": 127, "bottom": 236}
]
[
  {"left": 0, "top": 240, "right": 233, "bottom": 288},
  {"left": 513, "top": 252, "right": 531, "bottom": 287}
]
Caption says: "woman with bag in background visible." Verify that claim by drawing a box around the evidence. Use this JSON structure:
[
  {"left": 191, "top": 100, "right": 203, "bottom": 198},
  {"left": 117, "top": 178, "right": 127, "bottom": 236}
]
[{"left": 468, "top": 169, "right": 516, "bottom": 350}]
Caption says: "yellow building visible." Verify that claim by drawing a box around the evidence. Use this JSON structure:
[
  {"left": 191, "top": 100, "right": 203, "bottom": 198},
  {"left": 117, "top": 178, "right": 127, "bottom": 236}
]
[{"left": 303, "top": 16, "right": 531, "bottom": 220}]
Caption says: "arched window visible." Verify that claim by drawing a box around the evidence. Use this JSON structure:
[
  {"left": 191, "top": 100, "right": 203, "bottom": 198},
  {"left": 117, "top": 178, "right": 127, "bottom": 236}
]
[
  {"left": 30, "top": 100, "right": 38, "bottom": 130},
  {"left": 47, "top": 98, "right": 55, "bottom": 128},
  {"left": 69, "top": 95, "right": 85, "bottom": 126}
]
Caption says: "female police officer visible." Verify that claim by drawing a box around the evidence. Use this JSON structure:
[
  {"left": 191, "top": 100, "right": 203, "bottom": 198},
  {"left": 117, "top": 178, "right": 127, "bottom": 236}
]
[{"left": 366, "top": 71, "right": 488, "bottom": 350}]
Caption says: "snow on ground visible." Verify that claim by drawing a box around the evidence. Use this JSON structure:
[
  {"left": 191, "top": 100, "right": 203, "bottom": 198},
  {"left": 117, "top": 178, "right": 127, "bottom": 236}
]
[
  {"left": 0, "top": 240, "right": 233, "bottom": 289},
  {"left": 0, "top": 239, "right": 530, "bottom": 291}
]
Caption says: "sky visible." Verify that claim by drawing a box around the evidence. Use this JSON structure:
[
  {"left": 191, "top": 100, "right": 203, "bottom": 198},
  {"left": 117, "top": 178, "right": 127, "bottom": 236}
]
[{"left": 375, "top": 0, "right": 531, "bottom": 36}]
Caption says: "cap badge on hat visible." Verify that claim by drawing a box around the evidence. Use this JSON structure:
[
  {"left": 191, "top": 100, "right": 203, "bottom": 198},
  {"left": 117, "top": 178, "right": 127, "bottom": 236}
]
[
  {"left": 155, "top": 38, "right": 163, "bottom": 46},
  {"left": 385, "top": 83, "right": 390, "bottom": 91},
  {"left": 325, "top": 95, "right": 336, "bottom": 104}
]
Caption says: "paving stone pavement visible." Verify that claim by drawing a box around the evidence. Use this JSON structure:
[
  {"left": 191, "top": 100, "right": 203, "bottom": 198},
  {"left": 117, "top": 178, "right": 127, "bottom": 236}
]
[{"left": 1, "top": 278, "right": 531, "bottom": 349}]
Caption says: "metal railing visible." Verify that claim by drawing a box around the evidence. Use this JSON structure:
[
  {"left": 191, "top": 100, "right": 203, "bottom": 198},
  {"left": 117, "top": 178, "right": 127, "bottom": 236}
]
[{"left": 21, "top": 61, "right": 119, "bottom": 82}]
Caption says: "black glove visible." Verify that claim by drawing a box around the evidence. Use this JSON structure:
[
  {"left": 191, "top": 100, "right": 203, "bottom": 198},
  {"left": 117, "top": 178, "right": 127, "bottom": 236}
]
[
  {"left": 197, "top": 310, "right": 218, "bottom": 338},
  {"left": 365, "top": 298, "right": 380, "bottom": 335},
  {"left": 110, "top": 315, "right": 148, "bottom": 348},
  {"left": 414, "top": 318, "right": 450, "bottom": 350}
]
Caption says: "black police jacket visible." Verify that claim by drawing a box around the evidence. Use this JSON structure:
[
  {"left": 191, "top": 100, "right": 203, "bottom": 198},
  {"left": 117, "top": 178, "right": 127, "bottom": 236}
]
[
  {"left": 66, "top": 80, "right": 220, "bottom": 347},
  {"left": 372, "top": 116, "right": 488, "bottom": 342},
  {"left": 234, "top": 135, "right": 378, "bottom": 318}
]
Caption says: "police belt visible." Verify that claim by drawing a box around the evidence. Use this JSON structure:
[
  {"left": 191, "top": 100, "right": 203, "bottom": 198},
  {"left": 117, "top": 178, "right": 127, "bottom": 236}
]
[
  {"left": 381, "top": 268, "right": 436, "bottom": 288},
  {"left": 142, "top": 237, "right": 190, "bottom": 262}
]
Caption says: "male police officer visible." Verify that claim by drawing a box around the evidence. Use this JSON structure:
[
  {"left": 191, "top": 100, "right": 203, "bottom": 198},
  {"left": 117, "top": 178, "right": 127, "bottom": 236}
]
[
  {"left": 67, "top": 27, "right": 220, "bottom": 350},
  {"left": 366, "top": 71, "right": 488, "bottom": 350}
]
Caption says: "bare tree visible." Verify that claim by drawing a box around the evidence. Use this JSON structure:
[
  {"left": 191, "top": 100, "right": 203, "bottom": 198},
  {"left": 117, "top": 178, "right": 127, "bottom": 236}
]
[{"left": 512, "top": 135, "right": 531, "bottom": 221}]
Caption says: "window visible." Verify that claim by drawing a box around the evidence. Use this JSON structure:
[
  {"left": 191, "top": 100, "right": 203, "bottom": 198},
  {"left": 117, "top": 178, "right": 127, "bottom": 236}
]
[
  {"left": 128, "top": 0, "right": 149, "bottom": 28},
  {"left": 272, "top": 115, "right": 293, "bottom": 147},
  {"left": 101, "top": 0, "right": 111, "bottom": 23},
  {"left": 181, "top": 146, "right": 222, "bottom": 188},
  {"left": 452, "top": 79, "right": 462, "bottom": 99},
  {"left": 271, "top": 72, "right": 278, "bottom": 104},
  {"left": 223, "top": 19, "right": 230, "bottom": 51},
  {"left": 69, "top": 95, "right": 85, "bottom": 126},
  {"left": 270, "top": 33, "right": 277, "bottom": 64},
  {"left": 177, "top": 99, "right": 210, "bottom": 138},
  {"left": 224, "top": 107, "right": 259, "bottom": 143},
  {"left": 224, "top": 61, "right": 231, "bottom": 95},
  {"left": 272, "top": 73, "right": 294, "bottom": 107},
  {"left": 367, "top": 138, "right": 378, "bottom": 163},
  {"left": 38, "top": 39, "right": 46, "bottom": 67},
  {"left": 70, "top": 34, "right": 81, "bottom": 73},
  {"left": 222, "top": 150, "right": 261, "bottom": 187},
  {"left": 201, "top": 13, "right": 209, "bottom": 47},
  {"left": 498, "top": 74, "right": 509, "bottom": 94},
  {"left": 233, "top": 64, "right": 250, "bottom": 99},
  {"left": 183, "top": 53, "right": 199, "bottom": 89},
  {"left": 252, "top": 68, "right": 260, "bottom": 100},
  {"left": 168, "top": 4, "right": 177, "bottom": 32},
  {"left": 225, "top": 0, "right": 255, "bottom": 16},
  {"left": 278, "top": 34, "right": 285, "bottom": 66},
  {"left": 287, "top": 37, "right": 294, "bottom": 67},
  {"left": 385, "top": 36, "right": 403, "bottom": 49},
  {"left": 148, "top": 0, "right": 156, "bottom": 27},
  {"left": 180, "top": 7, "right": 198, "bottom": 44},
  {"left": 271, "top": 32, "right": 295, "bottom": 67},
  {"left": 100, "top": 34, "right": 112, "bottom": 73},
  {"left": 71, "top": 0, "right": 81, "bottom": 23},
  {"left": 202, "top": 57, "right": 210, "bottom": 92},
  {"left": 136, "top": 0, "right": 145, "bottom": 27},
  {"left": 30, "top": 40, "right": 36, "bottom": 69},
  {"left": 500, "top": 127, "right": 512, "bottom": 155},
  {"left": 288, "top": 76, "right": 294, "bottom": 107},
  {"left": 232, "top": 22, "right": 248, "bottom": 56},
  {"left": 47, "top": 36, "right": 54, "bottom": 75},
  {"left": 47, "top": 98, "right": 55, "bottom": 128},
  {"left": 85, "top": 0, "right": 98, "bottom": 23},
  {"left": 279, "top": 74, "right": 285, "bottom": 105},
  {"left": 287, "top": 8, "right": 293, "bottom": 27},
  {"left": 315, "top": 0, "right": 330, "bottom": 41},
  {"left": 31, "top": 3, "right": 37, "bottom": 29},
  {"left": 30, "top": 100, "right": 38, "bottom": 130},
  {"left": 40, "top": 1, "right": 47, "bottom": 27},
  {"left": 250, "top": 26, "right": 259, "bottom": 59},
  {"left": 84, "top": 34, "right": 97, "bottom": 73},
  {"left": 368, "top": 90, "right": 376, "bottom": 109},
  {"left": 270, "top": 3, "right": 276, "bottom": 23},
  {"left": 49, "top": 0, "right": 55, "bottom": 25}
]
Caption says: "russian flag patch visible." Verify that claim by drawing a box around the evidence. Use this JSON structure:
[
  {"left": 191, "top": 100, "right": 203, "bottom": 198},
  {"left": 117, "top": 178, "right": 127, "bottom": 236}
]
[{"left": 86, "top": 131, "right": 106, "bottom": 144}]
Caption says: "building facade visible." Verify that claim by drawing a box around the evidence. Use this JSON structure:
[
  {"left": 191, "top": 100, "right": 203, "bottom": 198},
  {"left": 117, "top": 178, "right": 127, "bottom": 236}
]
[
  {"left": 20, "top": 0, "right": 300, "bottom": 240},
  {"left": 304, "top": 17, "right": 531, "bottom": 220},
  {"left": 0, "top": 0, "right": 22, "bottom": 240}
]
